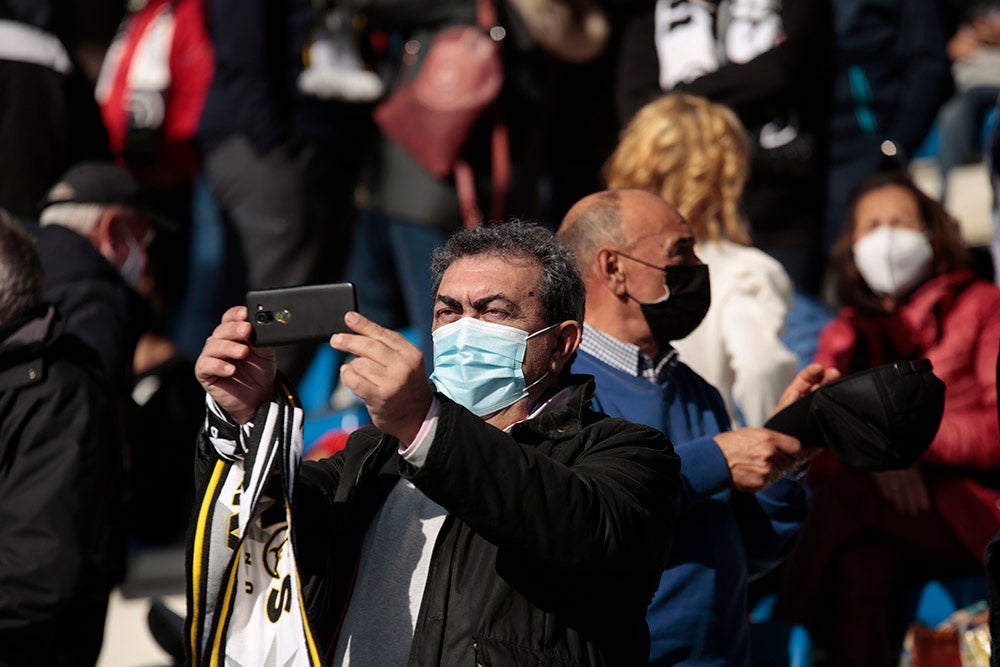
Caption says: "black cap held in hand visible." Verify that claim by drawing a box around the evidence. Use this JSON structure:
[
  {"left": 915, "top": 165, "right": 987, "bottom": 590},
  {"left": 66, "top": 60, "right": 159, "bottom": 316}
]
[{"left": 765, "top": 359, "right": 945, "bottom": 471}]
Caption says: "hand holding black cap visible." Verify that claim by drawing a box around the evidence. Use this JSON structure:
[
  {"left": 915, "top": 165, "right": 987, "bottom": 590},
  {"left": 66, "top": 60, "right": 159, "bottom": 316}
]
[{"left": 764, "top": 359, "right": 945, "bottom": 471}]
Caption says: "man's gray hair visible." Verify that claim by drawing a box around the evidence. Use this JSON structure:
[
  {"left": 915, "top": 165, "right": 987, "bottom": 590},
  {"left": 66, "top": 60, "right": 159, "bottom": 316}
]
[
  {"left": 430, "top": 221, "right": 586, "bottom": 325},
  {"left": 39, "top": 203, "right": 106, "bottom": 236},
  {"left": 0, "top": 210, "right": 44, "bottom": 325}
]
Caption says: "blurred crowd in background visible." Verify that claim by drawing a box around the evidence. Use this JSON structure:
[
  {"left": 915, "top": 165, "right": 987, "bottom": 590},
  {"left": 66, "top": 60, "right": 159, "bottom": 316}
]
[{"left": 1, "top": 0, "right": 999, "bottom": 665}]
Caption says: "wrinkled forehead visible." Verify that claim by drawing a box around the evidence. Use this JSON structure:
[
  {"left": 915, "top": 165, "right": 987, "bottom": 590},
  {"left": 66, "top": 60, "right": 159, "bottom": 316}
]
[{"left": 437, "top": 254, "right": 545, "bottom": 304}]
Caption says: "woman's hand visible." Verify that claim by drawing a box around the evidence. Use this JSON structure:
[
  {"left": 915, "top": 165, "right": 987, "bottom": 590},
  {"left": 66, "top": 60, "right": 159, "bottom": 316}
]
[{"left": 872, "top": 468, "right": 931, "bottom": 516}]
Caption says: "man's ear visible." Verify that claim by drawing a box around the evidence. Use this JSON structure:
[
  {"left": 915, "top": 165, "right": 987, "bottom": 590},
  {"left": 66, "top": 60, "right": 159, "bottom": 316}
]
[
  {"left": 92, "top": 210, "right": 130, "bottom": 270},
  {"left": 549, "top": 320, "right": 582, "bottom": 374},
  {"left": 595, "top": 248, "right": 628, "bottom": 297}
]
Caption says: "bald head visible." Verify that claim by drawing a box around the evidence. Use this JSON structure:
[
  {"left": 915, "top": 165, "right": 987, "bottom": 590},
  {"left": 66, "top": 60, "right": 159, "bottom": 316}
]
[
  {"left": 558, "top": 191, "right": 621, "bottom": 274},
  {"left": 557, "top": 189, "right": 685, "bottom": 278}
]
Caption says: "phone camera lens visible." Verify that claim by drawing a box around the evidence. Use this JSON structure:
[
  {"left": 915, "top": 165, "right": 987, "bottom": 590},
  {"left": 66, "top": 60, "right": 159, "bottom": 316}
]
[{"left": 255, "top": 311, "right": 273, "bottom": 324}]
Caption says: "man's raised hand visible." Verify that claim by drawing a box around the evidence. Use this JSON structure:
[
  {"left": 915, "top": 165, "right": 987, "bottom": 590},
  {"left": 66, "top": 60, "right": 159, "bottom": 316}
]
[
  {"left": 331, "top": 311, "right": 433, "bottom": 445},
  {"left": 194, "top": 306, "right": 276, "bottom": 425}
]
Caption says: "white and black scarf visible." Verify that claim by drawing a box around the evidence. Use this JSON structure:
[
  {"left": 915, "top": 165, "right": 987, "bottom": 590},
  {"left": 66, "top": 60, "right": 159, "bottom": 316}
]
[{"left": 187, "top": 396, "right": 323, "bottom": 667}]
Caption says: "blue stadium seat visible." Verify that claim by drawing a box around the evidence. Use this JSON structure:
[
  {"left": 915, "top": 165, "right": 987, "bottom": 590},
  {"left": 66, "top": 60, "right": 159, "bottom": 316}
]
[{"left": 749, "top": 593, "right": 814, "bottom": 667}]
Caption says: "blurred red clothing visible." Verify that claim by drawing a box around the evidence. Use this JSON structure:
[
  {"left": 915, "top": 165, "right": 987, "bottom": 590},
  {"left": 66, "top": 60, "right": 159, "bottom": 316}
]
[
  {"left": 811, "top": 269, "right": 1000, "bottom": 560},
  {"left": 96, "top": 0, "right": 213, "bottom": 189}
]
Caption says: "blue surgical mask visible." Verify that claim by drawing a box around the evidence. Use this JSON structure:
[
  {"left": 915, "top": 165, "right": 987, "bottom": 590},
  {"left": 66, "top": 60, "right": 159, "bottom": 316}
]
[
  {"left": 119, "top": 231, "right": 147, "bottom": 288},
  {"left": 429, "top": 317, "right": 558, "bottom": 417}
]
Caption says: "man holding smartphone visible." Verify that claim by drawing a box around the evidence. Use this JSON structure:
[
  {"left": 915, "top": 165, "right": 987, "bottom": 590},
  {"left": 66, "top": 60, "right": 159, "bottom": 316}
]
[{"left": 190, "top": 221, "right": 681, "bottom": 666}]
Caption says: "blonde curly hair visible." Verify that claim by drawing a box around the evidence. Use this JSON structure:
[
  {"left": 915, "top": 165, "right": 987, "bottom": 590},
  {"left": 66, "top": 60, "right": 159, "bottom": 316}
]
[{"left": 602, "top": 93, "right": 751, "bottom": 245}]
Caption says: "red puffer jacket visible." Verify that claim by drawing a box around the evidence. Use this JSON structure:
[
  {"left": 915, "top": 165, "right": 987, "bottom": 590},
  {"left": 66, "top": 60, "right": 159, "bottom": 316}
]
[{"left": 813, "top": 269, "right": 1000, "bottom": 561}]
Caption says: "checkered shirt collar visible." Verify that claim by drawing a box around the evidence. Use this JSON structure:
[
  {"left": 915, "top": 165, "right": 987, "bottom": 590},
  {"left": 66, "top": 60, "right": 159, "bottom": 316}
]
[{"left": 580, "top": 323, "right": 678, "bottom": 384}]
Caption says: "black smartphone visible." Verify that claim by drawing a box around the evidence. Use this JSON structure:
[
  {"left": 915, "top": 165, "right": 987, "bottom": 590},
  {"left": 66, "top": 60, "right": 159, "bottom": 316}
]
[{"left": 247, "top": 282, "right": 358, "bottom": 346}]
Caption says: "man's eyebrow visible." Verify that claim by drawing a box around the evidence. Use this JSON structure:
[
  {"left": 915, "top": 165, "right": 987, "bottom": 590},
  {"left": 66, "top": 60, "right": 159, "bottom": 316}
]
[
  {"left": 472, "top": 294, "right": 516, "bottom": 311},
  {"left": 435, "top": 293, "right": 519, "bottom": 312},
  {"left": 436, "top": 294, "right": 463, "bottom": 309}
]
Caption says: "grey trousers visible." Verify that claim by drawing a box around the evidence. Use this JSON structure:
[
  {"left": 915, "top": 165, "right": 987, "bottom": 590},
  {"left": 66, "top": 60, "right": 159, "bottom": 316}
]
[{"left": 204, "top": 134, "right": 358, "bottom": 383}]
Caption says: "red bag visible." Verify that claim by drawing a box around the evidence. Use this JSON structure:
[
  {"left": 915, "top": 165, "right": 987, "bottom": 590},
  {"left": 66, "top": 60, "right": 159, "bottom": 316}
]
[
  {"left": 374, "top": 26, "right": 501, "bottom": 178},
  {"left": 372, "top": 0, "right": 509, "bottom": 228}
]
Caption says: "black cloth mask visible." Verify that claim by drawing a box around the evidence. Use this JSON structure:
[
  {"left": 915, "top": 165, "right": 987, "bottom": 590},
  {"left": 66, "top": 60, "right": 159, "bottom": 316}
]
[{"left": 618, "top": 252, "right": 712, "bottom": 344}]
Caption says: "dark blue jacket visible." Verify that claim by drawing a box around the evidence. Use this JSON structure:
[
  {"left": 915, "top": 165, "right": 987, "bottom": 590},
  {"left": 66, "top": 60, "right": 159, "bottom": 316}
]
[
  {"left": 199, "top": 0, "right": 366, "bottom": 153},
  {"left": 830, "top": 0, "right": 952, "bottom": 161}
]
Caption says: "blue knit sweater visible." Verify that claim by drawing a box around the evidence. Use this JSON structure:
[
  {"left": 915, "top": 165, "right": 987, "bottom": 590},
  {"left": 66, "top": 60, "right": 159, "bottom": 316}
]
[{"left": 573, "top": 349, "right": 808, "bottom": 666}]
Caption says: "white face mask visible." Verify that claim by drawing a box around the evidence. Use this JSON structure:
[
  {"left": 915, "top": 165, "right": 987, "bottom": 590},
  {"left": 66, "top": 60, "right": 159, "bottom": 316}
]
[{"left": 852, "top": 226, "right": 933, "bottom": 298}]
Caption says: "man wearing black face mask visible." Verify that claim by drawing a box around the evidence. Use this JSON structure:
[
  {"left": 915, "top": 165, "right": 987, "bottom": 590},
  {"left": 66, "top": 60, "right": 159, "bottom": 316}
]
[{"left": 559, "top": 189, "right": 838, "bottom": 666}]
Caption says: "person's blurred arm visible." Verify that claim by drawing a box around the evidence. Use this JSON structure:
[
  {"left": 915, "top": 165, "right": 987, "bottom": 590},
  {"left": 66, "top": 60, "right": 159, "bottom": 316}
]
[
  {"left": 871, "top": 468, "right": 931, "bottom": 515},
  {"left": 887, "top": 0, "right": 953, "bottom": 156},
  {"left": 718, "top": 259, "right": 798, "bottom": 427},
  {"left": 65, "top": 0, "right": 126, "bottom": 81},
  {"left": 922, "top": 284, "right": 1000, "bottom": 469}
]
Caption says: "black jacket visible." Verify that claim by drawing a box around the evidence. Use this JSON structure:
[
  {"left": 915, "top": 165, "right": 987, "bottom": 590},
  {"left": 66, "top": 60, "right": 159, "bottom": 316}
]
[
  {"left": 613, "top": 0, "right": 835, "bottom": 280},
  {"left": 199, "top": 0, "right": 372, "bottom": 154},
  {"left": 615, "top": 0, "right": 834, "bottom": 135},
  {"left": 24, "top": 221, "right": 149, "bottom": 393},
  {"left": 195, "top": 377, "right": 681, "bottom": 665},
  {"left": 0, "top": 306, "right": 125, "bottom": 666},
  {"left": 0, "top": 0, "right": 122, "bottom": 48}
]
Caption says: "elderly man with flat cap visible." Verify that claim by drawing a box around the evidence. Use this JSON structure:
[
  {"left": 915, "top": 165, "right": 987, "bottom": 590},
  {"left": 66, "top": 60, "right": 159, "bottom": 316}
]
[{"left": 26, "top": 161, "right": 166, "bottom": 390}]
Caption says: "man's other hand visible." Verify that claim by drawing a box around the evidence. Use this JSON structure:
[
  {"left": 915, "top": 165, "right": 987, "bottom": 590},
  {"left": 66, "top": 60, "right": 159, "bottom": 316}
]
[
  {"left": 872, "top": 468, "right": 931, "bottom": 516},
  {"left": 715, "top": 428, "right": 804, "bottom": 492},
  {"left": 331, "top": 311, "right": 433, "bottom": 445}
]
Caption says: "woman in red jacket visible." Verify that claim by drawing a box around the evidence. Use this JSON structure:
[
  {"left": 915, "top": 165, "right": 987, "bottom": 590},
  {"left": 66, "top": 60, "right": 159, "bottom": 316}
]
[{"left": 774, "top": 171, "right": 1000, "bottom": 666}]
